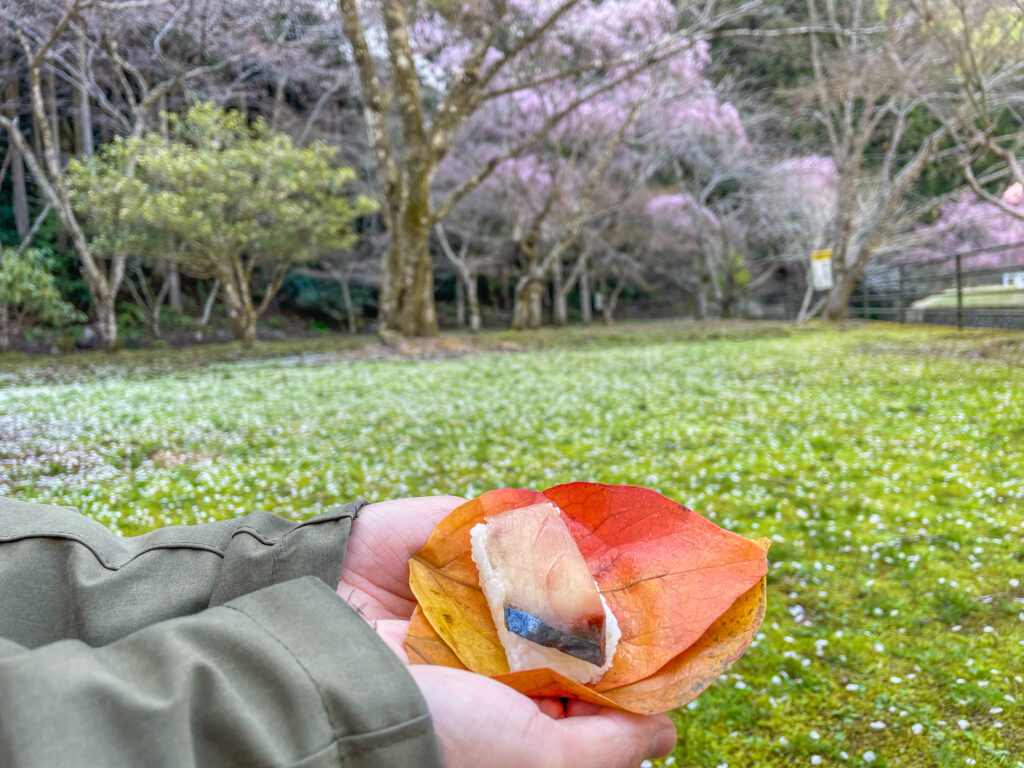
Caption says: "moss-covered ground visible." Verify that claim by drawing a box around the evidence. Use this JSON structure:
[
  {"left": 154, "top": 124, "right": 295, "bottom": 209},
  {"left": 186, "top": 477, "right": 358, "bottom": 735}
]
[{"left": 2, "top": 321, "right": 1022, "bottom": 767}]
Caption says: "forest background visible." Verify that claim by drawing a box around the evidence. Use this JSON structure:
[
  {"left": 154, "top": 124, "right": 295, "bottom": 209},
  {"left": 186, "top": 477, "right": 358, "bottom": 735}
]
[{"left": 1, "top": 0, "right": 1024, "bottom": 352}]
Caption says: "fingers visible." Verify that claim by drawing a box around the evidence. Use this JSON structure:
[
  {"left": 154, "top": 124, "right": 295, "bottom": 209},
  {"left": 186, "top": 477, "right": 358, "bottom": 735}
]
[
  {"left": 358, "top": 495, "right": 466, "bottom": 564},
  {"left": 552, "top": 708, "right": 677, "bottom": 768},
  {"left": 565, "top": 700, "right": 603, "bottom": 717},
  {"left": 410, "top": 665, "right": 677, "bottom": 768},
  {"left": 534, "top": 697, "right": 568, "bottom": 720}
]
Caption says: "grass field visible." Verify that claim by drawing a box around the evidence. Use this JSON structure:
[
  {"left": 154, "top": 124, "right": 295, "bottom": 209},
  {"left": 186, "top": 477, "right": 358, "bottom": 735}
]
[{"left": 2, "top": 321, "right": 1022, "bottom": 767}]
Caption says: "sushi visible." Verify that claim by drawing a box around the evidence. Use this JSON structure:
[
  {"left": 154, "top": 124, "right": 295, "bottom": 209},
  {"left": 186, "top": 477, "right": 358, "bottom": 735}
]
[{"left": 469, "top": 501, "right": 621, "bottom": 684}]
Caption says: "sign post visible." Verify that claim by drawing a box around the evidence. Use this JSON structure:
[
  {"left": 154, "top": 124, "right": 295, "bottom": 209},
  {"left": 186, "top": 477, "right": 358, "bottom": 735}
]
[{"left": 811, "top": 248, "right": 834, "bottom": 291}]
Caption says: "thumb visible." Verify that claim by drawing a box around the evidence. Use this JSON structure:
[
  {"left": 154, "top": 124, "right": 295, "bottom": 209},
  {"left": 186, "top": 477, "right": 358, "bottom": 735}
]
[{"left": 552, "top": 709, "right": 677, "bottom": 768}]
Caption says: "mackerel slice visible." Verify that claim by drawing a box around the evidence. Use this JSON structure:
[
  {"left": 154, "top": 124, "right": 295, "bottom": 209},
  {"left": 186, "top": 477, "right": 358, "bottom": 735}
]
[{"left": 503, "top": 606, "right": 605, "bottom": 666}]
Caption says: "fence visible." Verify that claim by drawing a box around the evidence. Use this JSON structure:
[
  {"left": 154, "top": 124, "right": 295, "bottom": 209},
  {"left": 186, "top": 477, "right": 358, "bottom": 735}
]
[{"left": 848, "top": 242, "right": 1024, "bottom": 330}]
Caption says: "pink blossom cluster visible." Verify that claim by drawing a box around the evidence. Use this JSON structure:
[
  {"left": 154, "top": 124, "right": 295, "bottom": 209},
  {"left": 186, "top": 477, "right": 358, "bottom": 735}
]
[
  {"left": 909, "top": 189, "right": 1024, "bottom": 269},
  {"left": 770, "top": 155, "right": 840, "bottom": 196}
]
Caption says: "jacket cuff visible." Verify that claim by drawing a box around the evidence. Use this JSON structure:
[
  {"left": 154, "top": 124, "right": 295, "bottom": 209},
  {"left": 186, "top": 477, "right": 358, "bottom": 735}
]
[
  {"left": 226, "top": 577, "right": 444, "bottom": 768},
  {"left": 210, "top": 500, "right": 367, "bottom": 605}
]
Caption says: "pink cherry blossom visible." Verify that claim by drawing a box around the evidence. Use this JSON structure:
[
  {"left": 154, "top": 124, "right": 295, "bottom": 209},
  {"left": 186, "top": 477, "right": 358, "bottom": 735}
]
[{"left": 1003, "top": 182, "right": 1024, "bottom": 206}]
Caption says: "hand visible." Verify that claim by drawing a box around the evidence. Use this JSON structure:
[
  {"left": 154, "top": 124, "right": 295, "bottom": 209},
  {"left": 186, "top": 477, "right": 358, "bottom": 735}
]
[
  {"left": 337, "top": 495, "right": 467, "bottom": 656},
  {"left": 411, "top": 664, "right": 678, "bottom": 768},
  {"left": 338, "top": 496, "right": 678, "bottom": 768}
]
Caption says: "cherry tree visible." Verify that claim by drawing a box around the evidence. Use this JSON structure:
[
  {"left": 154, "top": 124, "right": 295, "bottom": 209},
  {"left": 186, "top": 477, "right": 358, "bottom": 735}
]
[
  {"left": 921, "top": 0, "right": 1024, "bottom": 224},
  {"left": 794, "top": 0, "right": 1024, "bottom": 320},
  {"left": 337, "top": 0, "right": 744, "bottom": 336},
  {"left": 908, "top": 186, "right": 1024, "bottom": 270},
  {"left": 431, "top": 8, "right": 749, "bottom": 329},
  {"left": 760, "top": 155, "right": 839, "bottom": 319},
  {"left": 641, "top": 191, "right": 732, "bottom": 318}
]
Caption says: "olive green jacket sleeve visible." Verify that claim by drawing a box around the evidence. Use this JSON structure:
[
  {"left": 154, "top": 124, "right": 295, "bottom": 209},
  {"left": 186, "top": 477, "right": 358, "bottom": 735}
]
[{"left": 0, "top": 497, "right": 444, "bottom": 768}]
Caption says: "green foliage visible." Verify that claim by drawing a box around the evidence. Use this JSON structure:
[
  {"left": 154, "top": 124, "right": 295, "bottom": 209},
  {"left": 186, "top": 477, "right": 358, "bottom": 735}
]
[
  {"left": 54, "top": 334, "right": 77, "bottom": 354},
  {"left": 0, "top": 248, "right": 85, "bottom": 350},
  {"left": 115, "top": 301, "right": 147, "bottom": 330},
  {"left": 709, "top": 0, "right": 820, "bottom": 120},
  {"left": 65, "top": 142, "right": 154, "bottom": 264},
  {"left": 0, "top": 322, "right": 1021, "bottom": 766},
  {"left": 279, "top": 271, "right": 374, "bottom": 321},
  {"left": 28, "top": 213, "right": 92, "bottom": 311},
  {"left": 67, "top": 103, "right": 376, "bottom": 275},
  {"left": 65, "top": 103, "right": 377, "bottom": 343},
  {"left": 307, "top": 319, "right": 332, "bottom": 334}
]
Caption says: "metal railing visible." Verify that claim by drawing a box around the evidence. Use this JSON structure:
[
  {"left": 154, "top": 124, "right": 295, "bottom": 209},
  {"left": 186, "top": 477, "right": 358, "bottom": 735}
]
[{"left": 849, "top": 242, "right": 1024, "bottom": 330}]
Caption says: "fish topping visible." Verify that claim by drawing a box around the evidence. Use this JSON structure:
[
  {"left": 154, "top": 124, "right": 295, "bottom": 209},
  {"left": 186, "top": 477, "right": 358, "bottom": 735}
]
[{"left": 504, "top": 605, "right": 606, "bottom": 666}]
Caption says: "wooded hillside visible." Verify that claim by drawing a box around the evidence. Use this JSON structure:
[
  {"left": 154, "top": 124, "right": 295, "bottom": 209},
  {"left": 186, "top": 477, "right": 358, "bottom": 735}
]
[{"left": 1, "top": 0, "right": 1022, "bottom": 350}]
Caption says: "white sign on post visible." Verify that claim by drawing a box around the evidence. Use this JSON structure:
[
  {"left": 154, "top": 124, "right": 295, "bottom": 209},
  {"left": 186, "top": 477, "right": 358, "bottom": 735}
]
[{"left": 811, "top": 248, "right": 834, "bottom": 291}]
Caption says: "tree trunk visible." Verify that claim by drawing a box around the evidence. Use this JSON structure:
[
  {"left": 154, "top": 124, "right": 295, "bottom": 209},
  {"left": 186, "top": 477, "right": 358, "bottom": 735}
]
[
  {"left": 824, "top": 275, "right": 855, "bottom": 320},
  {"left": 455, "top": 277, "right": 466, "bottom": 327},
  {"left": 226, "top": 304, "right": 257, "bottom": 347},
  {"left": 824, "top": 246, "right": 872, "bottom": 321},
  {"left": 336, "top": 271, "right": 358, "bottom": 334},
  {"left": 159, "top": 94, "right": 170, "bottom": 137},
  {"left": 720, "top": 295, "right": 733, "bottom": 319},
  {"left": 157, "top": 100, "right": 184, "bottom": 318},
  {"left": 271, "top": 74, "right": 287, "bottom": 132},
  {"left": 512, "top": 271, "right": 546, "bottom": 330},
  {"left": 46, "top": 69, "right": 59, "bottom": 155},
  {"left": 0, "top": 303, "right": 10, "bottom": 353},
  {"left": 125, "top": 260, "right": 169, "bottom": 338},
  {"left": 4, "top": 50, "right": 30, "bottom": 239},
  {"left": 466, "top": 273, "right": 481, "bottom": 333},
  {"left": 97, "top": 255, "right": 126, "bottom": 351},
  {"left": 240, "top": 314, "right": 257, "bottom": 346},
  {"left": 500, "top": 266, "right": 511, "bottom": 310},
  {"left": 580, "top": 269, "right": 592, "bottom": 324},
  {"left": 381, "top": 218, "right": 438, "bottom": 337},
  {"left": 220, "top": 255, "right": 276, "bottom": 348},
  {"left": 150, "top": 279, "right": 170, "bottom": 338},
  {"left": 603, "top": 277, "right": 625, "bottom": 324},
  {"left": 434, "top": 223, "right": 481, "bottom": 333},
  {"left": 167, "top": 262, "right": 183, "bottom": 313},
  {"left": 94, "top": 281, "right": 121, "bottom": 352},
  {"left": 528, "top": 281, "right": 543, "bottom": 328},
  {"left": 511, "top": 285, "right": 528, "bottom": 330},
  {"left": 30, "top": 73, "right": 43, "bottom": 158},
  {"left": 552, "top": 258, "right": 567, "bottom": 326},
  {"left": 9, "top": 44, "right": 122, "bottom": 351},
  {"left": 220, "top": 274, "right": 258, "bottom": 347},
  {"left": 796, "top": 264, "right": 817, "bottom": 323},
  {"left": 10, "top": 145, "right": 30, "bottom": 240},
  {"left": 695, "top": 283, "right": 708, "bottom": 320},
  {"left": 74, "top": 29, "right": 93, "bottom": 158},
  {"left": 196, "top": 280, "right": 219, "bottom": 341},
  {"left": 95, "top": 293, "right": 119, "bottom": 351}
]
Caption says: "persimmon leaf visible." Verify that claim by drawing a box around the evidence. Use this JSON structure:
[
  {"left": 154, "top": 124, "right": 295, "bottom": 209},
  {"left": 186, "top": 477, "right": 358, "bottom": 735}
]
[
  {"left": 404, "top": 484, "right": 770, "bottom": 714},
  {"left": 405, "top": 605, "right": 469, "bottom": 669},
  {"left": 544, "top": 482, "right": 769, "bottom": 688},
  {"left": 599, "top": 540, "right": 771, "bottom": 713}
]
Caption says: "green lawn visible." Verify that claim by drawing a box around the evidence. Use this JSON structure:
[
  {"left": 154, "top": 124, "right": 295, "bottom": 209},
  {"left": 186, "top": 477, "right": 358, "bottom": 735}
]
[
  {"left": 911, "top": 285, "right": 1024, "bottom": 309},
  {"left": 2, "top": 321, "right": 1022, "bottom": 767}
]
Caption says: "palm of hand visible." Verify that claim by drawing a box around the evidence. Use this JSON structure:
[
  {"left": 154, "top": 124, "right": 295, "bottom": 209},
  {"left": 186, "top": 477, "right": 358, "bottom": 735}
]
[{"left": 336, "top": 496, "right": 463, "bottom": 657}]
